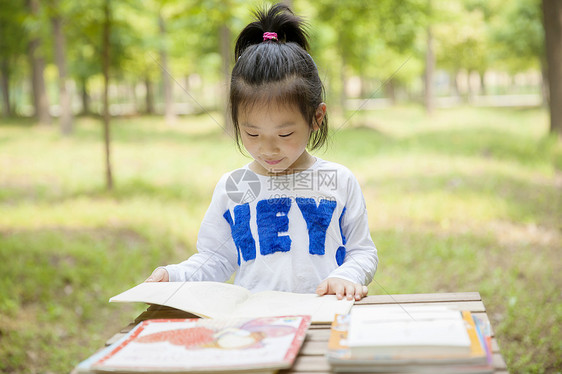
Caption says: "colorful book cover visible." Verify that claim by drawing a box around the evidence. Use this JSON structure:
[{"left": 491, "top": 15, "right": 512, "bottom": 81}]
[
  {"left": 472, "top": 313, "right": 494, "bottom": 365},
  {"left": 460, "top": 311, "right": 486, "bottom": 359},
  {"left": 327, "top": 314, "right": 352, "bottom": 360},
  {"left": 90, "top": 315, "right": 310, "bottom": 373}
]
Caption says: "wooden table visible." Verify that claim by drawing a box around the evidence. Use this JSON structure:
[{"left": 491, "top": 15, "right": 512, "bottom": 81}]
[{"left": 105, "top": 292, "right": 508, "bottom": 374}]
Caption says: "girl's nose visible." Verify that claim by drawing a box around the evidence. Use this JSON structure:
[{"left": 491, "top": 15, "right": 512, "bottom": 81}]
[{"left": 259, "top": 138, "right": 280, "bottom": 155}]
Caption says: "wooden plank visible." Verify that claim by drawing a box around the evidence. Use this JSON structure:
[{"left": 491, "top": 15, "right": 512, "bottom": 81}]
[
  {"left": 353, "top": 300, "right": 486, "bottom": 313},
  {"left": 300, "top": 340, "right": 328, "bottom": 356},
  {"left": 279, "top": 369, "right": 330, "bottom": 374},
  {"left": 289, "top": 355, "right": 331, "bottom": 372},
  {"left": 491, "top": 339, "right": 500, "bottom": 352},
  {"left": 120, "top": 323, "right": 137, "bottom": 333},
  {"left": 493, "top": 352, "right": 508, "bottom": 370},
  {"left": 279, "top": 368, "right": 330, "bottom": 374},
  {"left": 308, "top": 324, "right": 332, "bottom": 329},
  {"left": 105, "top": 332, "right": 126, "bottom": 346},
  {"left": 357, "top": 292, "right": 481, "bottom": 305},
  {"left": 305, "top": 329, "right": 332, "bottom": 341}
]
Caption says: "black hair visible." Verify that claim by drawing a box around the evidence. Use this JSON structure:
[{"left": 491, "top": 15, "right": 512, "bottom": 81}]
[{"left": 230, "top": 3, "right": 328, "bottom": 151}]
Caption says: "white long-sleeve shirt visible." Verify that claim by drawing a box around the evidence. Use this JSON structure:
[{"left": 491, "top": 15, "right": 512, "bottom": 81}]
[{"left": 165, "top": 158, "right": 378, "bottom": 293}]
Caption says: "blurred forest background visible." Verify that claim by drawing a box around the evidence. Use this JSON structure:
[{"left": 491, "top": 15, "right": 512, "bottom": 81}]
[{"left": 0, "top": 0, "right": 561, "bottom": 373}]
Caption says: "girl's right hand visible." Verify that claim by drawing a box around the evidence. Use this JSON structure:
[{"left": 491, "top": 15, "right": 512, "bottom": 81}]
[{"left": 145, "top": 267, "right": 169, "bottom": 282}]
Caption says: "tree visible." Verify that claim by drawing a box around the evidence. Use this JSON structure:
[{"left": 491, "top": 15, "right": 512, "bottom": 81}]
[
  {"left": 159, "top": 8, "right": 176, "bottom": 125},
  {"left": 434, "top": 1, "right": 490, "bottom": 100},
  {"left": 66, "top": 3, "right": 102, "bottom": 116},
  {"left": 27, "top": 0, "right": 51, "bottom": 125},
  {"left": 122, "top": 4, "right": 158, "bottom": 114},
  {"left": 195, "top": 0, "right": 236, "bottom": 132},
  {"left": 47, "top": 0, "right": 74, "bottom": 134},
  {"left": 102, "top": 0, "right": 113, "bottom": 190},
  {"left": 0, "top": 0, "right": 27, "bottom": 117},
  {"left": 313, "top": 0, "right": 422, "bottom": 113},
  {"left": 424, "top": 0, "right": 435, "bottom": 114},
  {"left": 542, "top": 0, "right": 562, "bottom": 136},
  {"left": 489, "top": 0, "right": 545, "bottom": 102}
]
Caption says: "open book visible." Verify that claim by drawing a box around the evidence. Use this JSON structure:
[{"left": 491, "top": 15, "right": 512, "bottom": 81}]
[{"left": 109, "top": 281, "right": 354, "bottom": 324}]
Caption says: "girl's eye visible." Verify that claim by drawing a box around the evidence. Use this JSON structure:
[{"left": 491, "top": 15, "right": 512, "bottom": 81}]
[
  {"left": 279, "top": 132, "right": 294, "bottom": 138},
  {"left": 245, "top": 132, "right": 258, "bottom": 137}
]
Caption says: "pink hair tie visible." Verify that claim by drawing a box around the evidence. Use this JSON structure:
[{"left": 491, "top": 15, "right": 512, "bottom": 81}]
[{"left": 263, "top": 32, "right": 278, "bottom": 41}]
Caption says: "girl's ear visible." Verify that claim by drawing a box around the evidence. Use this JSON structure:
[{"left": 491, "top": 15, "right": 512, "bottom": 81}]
[{"left": 313, "top": 103, "right": 327, "bottom": 131}]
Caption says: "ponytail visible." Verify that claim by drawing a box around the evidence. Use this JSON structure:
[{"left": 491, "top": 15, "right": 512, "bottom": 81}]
[{"left": 234, "top": 4, "right": 309, "bottom": 60}]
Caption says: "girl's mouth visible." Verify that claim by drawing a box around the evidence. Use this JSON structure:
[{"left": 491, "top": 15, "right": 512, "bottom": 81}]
[{"left": 264, "top": 158, "right": 283, "bottom": 165}]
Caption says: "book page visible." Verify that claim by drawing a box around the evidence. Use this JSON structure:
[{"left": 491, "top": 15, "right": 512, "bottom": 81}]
[
  {"left": 232, "top": 291, "right": 354, "bottom": 323},
  {"left": 348, "top": 305, "right": 470, "bottom": 350},
  {"left": 110, "top": 282, "right": 353, "bottom": 323},
  {"left": 109, "top": 282, "right": 252, "bottom": 319},
  {"left": 350, "top": 305, "right": 463, "bottom": 323}
]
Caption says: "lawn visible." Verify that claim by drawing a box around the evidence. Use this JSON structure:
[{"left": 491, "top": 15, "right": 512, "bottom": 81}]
[{"left": 0, "top": 105, "right": 560, "bottom": 373}]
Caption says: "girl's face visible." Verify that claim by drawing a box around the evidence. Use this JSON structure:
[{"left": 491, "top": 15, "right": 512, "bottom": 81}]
[{"left": 239, "top": 102, "right": 326, "bottom": 175}]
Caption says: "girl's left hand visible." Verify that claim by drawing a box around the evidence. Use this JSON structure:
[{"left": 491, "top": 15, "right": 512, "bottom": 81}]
[{"left": 316, "top": 277, "right": 368, "bottom": 301}]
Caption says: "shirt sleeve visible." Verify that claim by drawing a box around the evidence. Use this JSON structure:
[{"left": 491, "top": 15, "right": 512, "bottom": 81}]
[
  {"left": 165, "top": 175, "right": 238, "bottom": 282},
  {"left": 327, "top": 171, "right": 378, "bottom": 285}
]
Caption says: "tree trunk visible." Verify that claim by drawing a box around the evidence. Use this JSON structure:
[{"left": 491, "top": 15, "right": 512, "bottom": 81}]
[
  {"left": 385, "top": 78, "right": 397, "bottom": 105},
  {"left": 424, "top": 24, "right": 435, "bottom": 114},
  {"left": 159, "top": 12, "right": 176, "bottom": 125},
  {"left": 220, "top": 24, "right": 233, "bottom": 134},
  {"left": 479, "top": 70, "right": 486, "bottom": 95},
  {"left": 129, "top": 83, "right": 138, "bottom": 115},
  {"left": 102, "top": 0, "right": 113, "bottom": 190},
  {"left": 450, "top": 70, "right": 460, "bottom": 97},
  {"left": 543, "top": 0, "right": 562, "bottom": 136},
  {"left": 80, "top": 77, "right": 90, "bottom": 115},
  {"left": 339, "top": 50, "right": 347, "bottom": 114},
  {"left": 145, "top": 75, "right": 154, "bottom": 114},
  {"left": 540, "top": 58, "right": 549, "bottom": 107},
  {"left": 466, "top": 70, "right": 474, "bottom": 103},
  {"left": 0, "top": 60, "right": 10, "bottom": 117},
  {"left": 52, "top": 13, "right": 73, "bottom": 134},
  {"left": 360, "top": 75, "right": 370, "bottom": 98},
  {"left": 28, "top": 0, "right": 51, "bottom": 125}
]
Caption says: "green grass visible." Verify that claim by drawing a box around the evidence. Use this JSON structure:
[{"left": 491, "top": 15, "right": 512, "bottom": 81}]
[{"left": 0, "top": 106, "right": 560, "bottom": 373}]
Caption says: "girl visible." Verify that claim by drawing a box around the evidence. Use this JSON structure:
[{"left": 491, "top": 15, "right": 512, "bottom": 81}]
[{"left": 147, "top": 3, "right": 378, "bottom": 301}]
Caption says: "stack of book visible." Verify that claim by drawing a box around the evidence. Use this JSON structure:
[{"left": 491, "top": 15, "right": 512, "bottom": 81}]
[{"left": 327, "top": 305, "right": 494, "bottom": 373}]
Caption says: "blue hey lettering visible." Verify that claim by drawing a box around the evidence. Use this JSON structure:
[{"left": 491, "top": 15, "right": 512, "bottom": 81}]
[
  {"left": 296, "top": 198, "right": 337, "bottom": 255},
  {"left": 223, "top": 203, "right": 256, "bottom": 265},
  {"left": 256, "top": 198, "right": 292, "bottom": 255}
]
